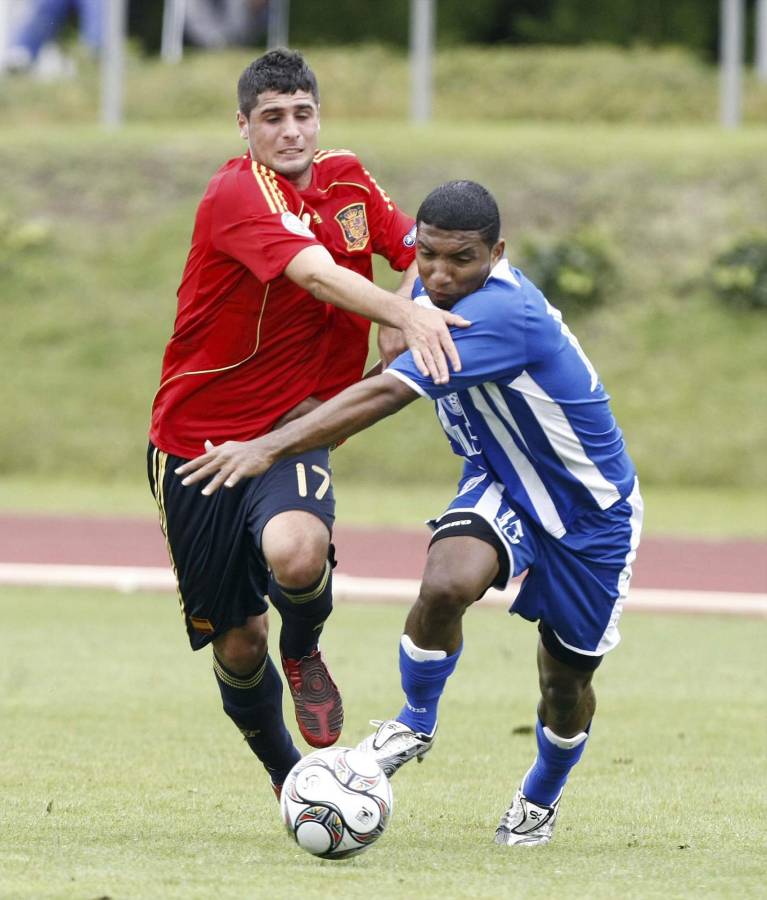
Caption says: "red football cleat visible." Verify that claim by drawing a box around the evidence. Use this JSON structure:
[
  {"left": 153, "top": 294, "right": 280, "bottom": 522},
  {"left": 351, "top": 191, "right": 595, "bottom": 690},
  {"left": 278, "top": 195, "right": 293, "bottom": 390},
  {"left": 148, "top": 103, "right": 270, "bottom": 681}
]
[{"left": 281, "top": 649, "right": 344, "bottom": 748}]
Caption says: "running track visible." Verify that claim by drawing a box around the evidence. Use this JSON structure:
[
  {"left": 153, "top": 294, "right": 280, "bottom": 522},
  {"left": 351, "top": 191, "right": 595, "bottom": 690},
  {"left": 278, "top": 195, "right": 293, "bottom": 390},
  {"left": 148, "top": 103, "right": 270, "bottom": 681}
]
[{"left": 1, "top": 513, "right": 765, "bottom": 616}]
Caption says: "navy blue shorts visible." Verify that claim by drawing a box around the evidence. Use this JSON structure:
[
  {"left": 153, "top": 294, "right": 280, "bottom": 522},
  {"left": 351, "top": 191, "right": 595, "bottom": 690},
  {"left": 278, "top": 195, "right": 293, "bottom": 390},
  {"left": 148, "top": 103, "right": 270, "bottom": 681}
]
[{"left": 147, "top": 443, "right": 335, "bottom": 650}]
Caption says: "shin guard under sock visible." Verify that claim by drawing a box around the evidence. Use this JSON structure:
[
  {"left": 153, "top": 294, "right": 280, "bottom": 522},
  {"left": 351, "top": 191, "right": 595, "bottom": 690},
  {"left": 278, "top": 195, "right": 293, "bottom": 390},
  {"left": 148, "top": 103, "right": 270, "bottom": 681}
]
[
  {"left": 396, "top": 634, "right": 462, "bottom": 735},
  {"left": 213, "top": 651, "right": 300, "bottom": 784},
  {"left": 521, "top": 718, "right": 590, "bottom": 806},
  {"left": 268, "top": 561, "right": 333, "bottom": 660}
]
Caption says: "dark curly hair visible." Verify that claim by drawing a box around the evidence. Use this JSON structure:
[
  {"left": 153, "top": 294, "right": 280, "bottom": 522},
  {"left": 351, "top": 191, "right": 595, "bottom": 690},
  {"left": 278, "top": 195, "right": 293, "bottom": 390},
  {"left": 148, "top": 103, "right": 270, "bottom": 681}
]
[
  {"left": 417, "top": 181, "right": 500, "bottom": 248},
  {"left": 237, "top": 48, "right": 319, "bottom": 118}
]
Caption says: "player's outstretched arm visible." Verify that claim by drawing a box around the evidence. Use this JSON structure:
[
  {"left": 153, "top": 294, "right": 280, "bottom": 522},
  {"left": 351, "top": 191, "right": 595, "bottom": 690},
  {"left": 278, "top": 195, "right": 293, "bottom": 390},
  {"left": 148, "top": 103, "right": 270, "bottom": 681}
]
[
  {"left": 377, "top": 259, "right": 417, "bottom": 368},
  {"left": 175, "top": 373, "right": 418, "bottom": 496},
  {"left": 285, "top": 245, "right": 470, "bottom": 385}
]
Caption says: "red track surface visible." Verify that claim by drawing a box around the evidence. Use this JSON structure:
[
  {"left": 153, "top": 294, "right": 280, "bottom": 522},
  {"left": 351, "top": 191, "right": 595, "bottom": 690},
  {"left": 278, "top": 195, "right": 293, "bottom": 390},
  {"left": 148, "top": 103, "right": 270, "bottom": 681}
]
[{"left": 0, "top": 513, "right": 764, "bottom": 593}]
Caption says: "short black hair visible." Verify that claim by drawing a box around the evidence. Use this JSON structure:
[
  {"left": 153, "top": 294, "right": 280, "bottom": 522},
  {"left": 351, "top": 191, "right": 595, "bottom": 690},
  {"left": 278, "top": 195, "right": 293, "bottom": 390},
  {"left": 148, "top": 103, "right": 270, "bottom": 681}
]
[
  {"left": 237, "top": 48, "right": 319, "bottom": 118},
  {"left": 416, "top": 180, "right": 500, "bottom": 248}
]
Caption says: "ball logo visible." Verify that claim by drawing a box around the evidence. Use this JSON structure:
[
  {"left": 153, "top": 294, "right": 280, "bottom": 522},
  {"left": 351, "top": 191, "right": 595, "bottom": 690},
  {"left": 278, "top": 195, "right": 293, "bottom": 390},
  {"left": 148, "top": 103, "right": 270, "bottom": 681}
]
[
  {"left": 281, "top": 211, "right": 315, "bottom": 238},
  {"left": 403, "top": 224, "right": 417, "bottom": 247},
  {"left": 355, "top": 807, "right": 374, "bottom": 825}
]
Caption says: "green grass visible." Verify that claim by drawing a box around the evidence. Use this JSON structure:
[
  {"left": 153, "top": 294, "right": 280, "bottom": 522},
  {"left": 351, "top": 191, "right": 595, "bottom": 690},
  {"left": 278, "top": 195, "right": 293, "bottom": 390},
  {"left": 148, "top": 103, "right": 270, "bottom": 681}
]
[
  {"left": 1, "top": 45, "right": 766, "bottom": 495},
  {"left": 0, "top": 475, "right": 765, "bottom": 538},
  {"left": 1, "top": 120, "right": 766, "bottom": 491},
  {"left": 1, "top": 587, "right": 765, "bottom": 898}
]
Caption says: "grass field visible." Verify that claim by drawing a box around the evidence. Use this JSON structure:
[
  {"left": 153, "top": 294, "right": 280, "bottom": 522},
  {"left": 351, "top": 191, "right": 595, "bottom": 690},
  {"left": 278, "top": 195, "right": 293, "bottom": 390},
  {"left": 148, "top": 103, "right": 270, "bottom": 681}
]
[
  {"left": 1, "top": 45, "right": 766, "bottom": 509},
  {"left": 2, "top": 120, "right": 767, "bottom": 493},
  {"left": 1, "top": 587, "right": 765, "bottom": 899}
]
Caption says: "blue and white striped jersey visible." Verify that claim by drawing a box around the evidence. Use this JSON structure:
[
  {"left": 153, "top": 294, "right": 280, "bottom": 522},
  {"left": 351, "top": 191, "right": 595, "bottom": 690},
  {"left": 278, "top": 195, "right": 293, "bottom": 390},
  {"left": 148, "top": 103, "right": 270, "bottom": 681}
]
[{"left": 386, "top": 259, "right": 637, "bottom": 539}]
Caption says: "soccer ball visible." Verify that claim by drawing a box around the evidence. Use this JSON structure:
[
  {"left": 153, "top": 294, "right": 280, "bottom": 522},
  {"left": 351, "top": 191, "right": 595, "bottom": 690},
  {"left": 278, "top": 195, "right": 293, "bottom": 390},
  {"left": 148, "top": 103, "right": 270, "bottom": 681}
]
[{"left": 280, "top": 746, "right": 393, "bottom": 859}]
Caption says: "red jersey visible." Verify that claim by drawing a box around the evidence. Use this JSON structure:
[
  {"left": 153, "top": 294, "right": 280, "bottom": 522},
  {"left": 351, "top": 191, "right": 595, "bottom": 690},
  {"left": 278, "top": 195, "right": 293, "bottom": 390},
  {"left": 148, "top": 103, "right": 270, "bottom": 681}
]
[{"left": 150, "top": 150, "right": 415, "bottom": 458}]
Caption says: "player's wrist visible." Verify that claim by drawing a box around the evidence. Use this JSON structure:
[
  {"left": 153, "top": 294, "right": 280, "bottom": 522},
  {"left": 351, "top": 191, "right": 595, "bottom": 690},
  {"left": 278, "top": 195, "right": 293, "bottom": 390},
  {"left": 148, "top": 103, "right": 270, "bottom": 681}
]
[
  {"left": 388, "top": 295, "right": 414, "bottom": 331},
  {"left": 249, "top": 433, "right": 282, "bottom": 470}
]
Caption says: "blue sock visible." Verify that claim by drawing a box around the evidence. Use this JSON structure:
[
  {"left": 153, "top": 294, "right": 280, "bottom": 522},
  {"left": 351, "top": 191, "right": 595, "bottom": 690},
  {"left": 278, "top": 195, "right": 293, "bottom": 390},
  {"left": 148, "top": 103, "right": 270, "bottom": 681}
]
[
  {"left": 521, "top": 718, "right": 590, "bottom": 806},
  {"left": 396, "top": 635, "right": 462, "bottom": 735}
]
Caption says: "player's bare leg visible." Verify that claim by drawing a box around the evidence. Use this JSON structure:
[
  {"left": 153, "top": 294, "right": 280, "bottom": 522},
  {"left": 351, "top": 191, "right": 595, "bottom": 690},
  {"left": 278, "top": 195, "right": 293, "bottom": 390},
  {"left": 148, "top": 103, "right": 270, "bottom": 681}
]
[
  {"left": 262, "top": 510, "right": 343, "bottom": 748},
  {"left": 360, "top": 536, "right": 499, "bottom": 776},
  {"left": 495, "top": 637, "right": 597, "bottom": 847},
  {"left": 537, "top": 639, "right": 596, "bottom": 737},
  {"left": 405, "top": 535, "right": 500, "bottom": 653},
  {"left": 213, "top": 611, "right": 269, "bottom": 674},
  {"left": 212, "top": 613, "right": 300, "bottom": 797}
]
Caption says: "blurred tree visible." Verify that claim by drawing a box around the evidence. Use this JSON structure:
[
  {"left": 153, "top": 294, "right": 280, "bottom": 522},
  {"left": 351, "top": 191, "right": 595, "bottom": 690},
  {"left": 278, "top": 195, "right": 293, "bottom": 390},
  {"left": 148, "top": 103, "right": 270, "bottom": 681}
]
[
  {"left": 126, "top": 0, "right": 759, "bottom": 62},
  {"left": 512, "top": 0, "right": 720, "bottom": 58},
  {"left": 289, "top": 0, "right": 514, "bottom": 46},
  {"left": 290, "top": 0, "right": 409, "bottom": 44},
  {"left": 128, "top": 0, "right": 164, "bottom": 53},
  {"left": 288, "top": 0, "right": 732, "bottom": 60}
]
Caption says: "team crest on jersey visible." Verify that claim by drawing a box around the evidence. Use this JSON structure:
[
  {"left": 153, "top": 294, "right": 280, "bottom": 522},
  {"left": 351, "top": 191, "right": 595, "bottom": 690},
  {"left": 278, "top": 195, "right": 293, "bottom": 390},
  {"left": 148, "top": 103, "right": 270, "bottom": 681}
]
[
  {"left": 436, "top": 394, "right": 482, "bottom": 457},
  {"left": 335, "top": 202, "right": 369, "bottom": 251}
]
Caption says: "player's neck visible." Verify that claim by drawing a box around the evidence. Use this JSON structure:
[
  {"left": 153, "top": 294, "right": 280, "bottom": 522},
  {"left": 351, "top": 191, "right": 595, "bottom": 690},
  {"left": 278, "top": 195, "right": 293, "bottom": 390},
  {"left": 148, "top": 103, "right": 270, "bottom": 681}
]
[{"left": 286, "top": 165, "right": 314, "bottom": 192}]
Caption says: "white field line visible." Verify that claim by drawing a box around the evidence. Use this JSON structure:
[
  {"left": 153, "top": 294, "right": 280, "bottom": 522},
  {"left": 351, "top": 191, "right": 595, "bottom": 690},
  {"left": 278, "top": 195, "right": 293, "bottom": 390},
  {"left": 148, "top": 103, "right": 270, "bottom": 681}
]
[{"left": 0, "top": 562, "right": 765, "bottom": 617}]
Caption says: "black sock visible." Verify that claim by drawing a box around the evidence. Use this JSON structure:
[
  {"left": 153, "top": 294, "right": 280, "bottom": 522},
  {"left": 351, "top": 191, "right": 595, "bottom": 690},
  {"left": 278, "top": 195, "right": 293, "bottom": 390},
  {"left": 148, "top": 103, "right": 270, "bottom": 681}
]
[
  {"left": 268, "top": 559, "right": 333, "bottom": 660},
  {"left": 212, "top": 651, "right": 300, "bottom": 784}
]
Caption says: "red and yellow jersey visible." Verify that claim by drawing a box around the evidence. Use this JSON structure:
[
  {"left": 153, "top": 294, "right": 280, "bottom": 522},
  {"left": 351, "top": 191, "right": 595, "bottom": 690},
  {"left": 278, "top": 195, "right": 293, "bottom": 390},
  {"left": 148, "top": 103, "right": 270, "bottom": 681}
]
[
  {"left": 149, "top": 150, "right": 415, "bottom": 458},
  {"left": 301, "top": 149, "right": 415, "bottom": 400}
]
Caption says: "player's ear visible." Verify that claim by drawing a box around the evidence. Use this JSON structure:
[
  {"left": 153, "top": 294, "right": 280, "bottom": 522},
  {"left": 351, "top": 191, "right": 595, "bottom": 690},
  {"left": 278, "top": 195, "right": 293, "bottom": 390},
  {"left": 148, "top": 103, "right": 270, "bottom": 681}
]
[
  {"left": 236, "top": 111, "right": 248, "bottom": 140},
  {"left": 492, "top": 239, "right": 505, "bottom": 264}
]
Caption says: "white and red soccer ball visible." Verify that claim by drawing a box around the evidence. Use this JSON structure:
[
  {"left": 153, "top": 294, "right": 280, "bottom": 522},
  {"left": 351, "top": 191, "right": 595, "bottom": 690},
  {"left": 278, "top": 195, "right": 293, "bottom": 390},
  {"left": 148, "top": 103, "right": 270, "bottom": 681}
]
[{"left": 280, "top": 746, "right": 393, "bottom": 859}]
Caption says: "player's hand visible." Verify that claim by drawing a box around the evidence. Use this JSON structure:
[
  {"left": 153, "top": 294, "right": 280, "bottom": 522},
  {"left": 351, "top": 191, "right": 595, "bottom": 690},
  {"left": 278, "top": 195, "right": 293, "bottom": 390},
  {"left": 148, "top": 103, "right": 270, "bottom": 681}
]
[
  {"left": 175, "top": 438, "right": 275, "bottom": 495},
  {"left": 402, "top": 304, "right": 470, "bottom": 384},
  {"left": 377, "top": 324, "right": 408, "bottom": 368}
]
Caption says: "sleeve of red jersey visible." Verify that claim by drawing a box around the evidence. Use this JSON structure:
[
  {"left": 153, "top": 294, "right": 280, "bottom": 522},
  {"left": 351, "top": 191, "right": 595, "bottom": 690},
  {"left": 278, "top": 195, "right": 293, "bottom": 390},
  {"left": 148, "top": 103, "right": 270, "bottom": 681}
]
[
  {"left": 358, "top": 162, "right": 417, "bottom": 271},
  {"left": 210, "top": 162, "right": 322, "bottom": 283}
]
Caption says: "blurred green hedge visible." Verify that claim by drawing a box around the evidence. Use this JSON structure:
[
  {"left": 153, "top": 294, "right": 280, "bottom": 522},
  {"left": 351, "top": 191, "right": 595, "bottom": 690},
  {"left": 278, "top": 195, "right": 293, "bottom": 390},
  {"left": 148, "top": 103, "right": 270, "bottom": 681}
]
[
  {"left": 711, "top": 232, "right": 767, "bottom": 311},
  {"left": 1, "top": 44, "right": 767, "bottom": 126},
  {"left": 0, "top": 47, "right": 765, "bottom": 491}
]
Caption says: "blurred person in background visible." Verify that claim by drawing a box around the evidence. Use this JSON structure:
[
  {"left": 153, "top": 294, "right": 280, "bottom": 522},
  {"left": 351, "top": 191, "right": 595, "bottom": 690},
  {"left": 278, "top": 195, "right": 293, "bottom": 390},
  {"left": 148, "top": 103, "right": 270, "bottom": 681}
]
[
  {"left": 4, "top": 0, "right": 102, "bottom": 73},
  {"left": 148, "top": 49, "right": 466, "bottom": 799},
  {"left": 177, "top": 179, "right": 643, "bottom": 847},
  {"left": 184, "top": 0, "right": 268, "bottom": 49}
]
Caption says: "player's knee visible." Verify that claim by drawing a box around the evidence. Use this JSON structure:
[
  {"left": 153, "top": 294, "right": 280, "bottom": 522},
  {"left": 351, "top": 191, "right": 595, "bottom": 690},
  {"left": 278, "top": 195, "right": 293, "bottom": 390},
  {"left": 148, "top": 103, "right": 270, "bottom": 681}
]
[
  {"left": 539, "top": 670, "right": 590, "bottom": 718},
  {"left": 418, "top": 570, "right": 475, "bottom": 620},
  {"left": 263, "top": 518, "right": 329, "bottom": 587},
  {"left": 214, "top": 618, "right": 269, "bottom": 674},
  {"left": 269, "top": 537, "right": 328, "bottom": 587}
]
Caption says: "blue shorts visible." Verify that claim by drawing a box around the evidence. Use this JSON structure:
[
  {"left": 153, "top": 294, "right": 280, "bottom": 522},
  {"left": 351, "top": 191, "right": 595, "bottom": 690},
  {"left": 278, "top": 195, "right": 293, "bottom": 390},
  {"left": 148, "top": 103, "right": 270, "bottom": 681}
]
[
  {"left": 430, "top": 462, "right": 643, "bottom": 657},
  {"left": 148, "top": 443, "right": 335, "bottom": 650}
]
